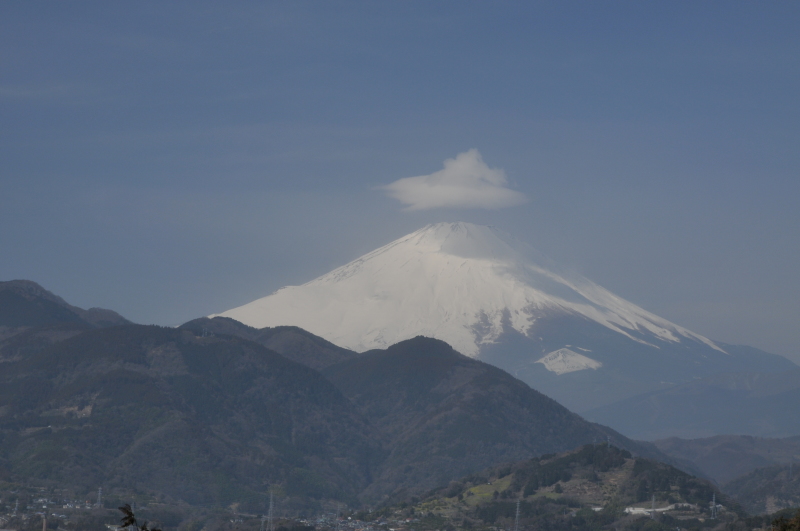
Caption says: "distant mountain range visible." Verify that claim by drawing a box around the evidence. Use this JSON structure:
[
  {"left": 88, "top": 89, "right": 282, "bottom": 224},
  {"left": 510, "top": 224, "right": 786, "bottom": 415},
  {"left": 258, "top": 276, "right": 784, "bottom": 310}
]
[
  {"left": 654, "top": 434, "right": 800, "bottom": 486},
  {"left": 213, "top": 222, "right": 796, "bottom": 422},
  {"left": 587, "top": 369, "right": 800, "bottom": 440}
]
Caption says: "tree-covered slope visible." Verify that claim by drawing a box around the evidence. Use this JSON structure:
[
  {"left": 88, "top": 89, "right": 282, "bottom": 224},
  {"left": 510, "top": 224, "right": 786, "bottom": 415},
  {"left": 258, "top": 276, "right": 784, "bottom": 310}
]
[
  {"left": 323, "top": 337, "right": 672, "bottom": 501},
  {"left": 0, "top": 325, "right": 382, "bottom": 509}
]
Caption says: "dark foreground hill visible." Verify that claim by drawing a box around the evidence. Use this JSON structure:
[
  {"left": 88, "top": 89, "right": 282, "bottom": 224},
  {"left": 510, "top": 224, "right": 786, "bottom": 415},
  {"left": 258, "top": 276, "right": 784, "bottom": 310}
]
[
  {"left": 0, "top": 325, "right": 382, "bottom": 509},
  {"left": 323, "top": 337, "right": 677, "bottom": 501},
  {"left": 367, "top": 443, "right": 742, "bottom": 531}
]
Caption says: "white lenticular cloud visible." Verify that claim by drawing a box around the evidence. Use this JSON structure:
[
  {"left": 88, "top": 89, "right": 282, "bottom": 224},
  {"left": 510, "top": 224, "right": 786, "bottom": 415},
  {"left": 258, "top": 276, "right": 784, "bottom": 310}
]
[{"left": 382, "top": 149, "right": 528, "bottom": 210}]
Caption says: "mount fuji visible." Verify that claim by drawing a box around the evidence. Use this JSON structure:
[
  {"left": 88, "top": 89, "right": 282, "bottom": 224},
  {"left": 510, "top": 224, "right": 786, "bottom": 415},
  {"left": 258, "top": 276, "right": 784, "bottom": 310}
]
[{"left": 214, "top": 222, "right": 794, "bottom": 413}]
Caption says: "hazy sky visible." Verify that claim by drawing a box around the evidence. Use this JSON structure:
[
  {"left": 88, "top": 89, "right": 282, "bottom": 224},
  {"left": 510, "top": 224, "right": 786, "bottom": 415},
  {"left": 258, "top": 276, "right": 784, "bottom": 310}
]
[{"left": 2, "top": 2, "right": 799, "bottom": 362}]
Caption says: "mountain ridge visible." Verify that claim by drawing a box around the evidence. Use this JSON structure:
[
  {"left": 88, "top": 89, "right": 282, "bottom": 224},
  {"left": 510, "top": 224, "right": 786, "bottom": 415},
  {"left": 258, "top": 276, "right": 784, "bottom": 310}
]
[
  {"left": 0, "top": 279, "right": 130, "bottom": 333},
  {"left": 322, "top": 336, "right": 683, "bottom": 501},
  {"left": 179, "top": 316, "right": 355, "bottom": 370}
]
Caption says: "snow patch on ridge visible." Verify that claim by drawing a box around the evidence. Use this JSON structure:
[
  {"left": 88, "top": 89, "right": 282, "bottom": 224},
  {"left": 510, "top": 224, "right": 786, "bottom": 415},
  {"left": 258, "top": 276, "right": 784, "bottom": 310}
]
[
  {"left": 213, "top": 222, "right": 725, "bottom": 357},
  {"left": 536, "top": 349, "right": 603, "bottom": 375}
]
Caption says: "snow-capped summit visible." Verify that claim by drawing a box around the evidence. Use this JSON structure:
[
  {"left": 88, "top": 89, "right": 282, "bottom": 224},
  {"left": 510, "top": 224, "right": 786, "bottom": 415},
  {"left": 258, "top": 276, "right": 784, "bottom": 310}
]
[
  {"left": 214, "top": 222, "right": 794, "bottom": 412},
  {"left": 215, "top": 222, "right": 718, "bottom": 357}
]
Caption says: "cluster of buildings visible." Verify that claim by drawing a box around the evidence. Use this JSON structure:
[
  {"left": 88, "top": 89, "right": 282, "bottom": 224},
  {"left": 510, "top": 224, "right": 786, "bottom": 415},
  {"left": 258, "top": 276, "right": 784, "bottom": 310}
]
[
  {"left": 0, "top": 493, "right": 102, "bottom": 531},
  {"left": 301, "top": 513, "right": 416, "bottom": 531}
]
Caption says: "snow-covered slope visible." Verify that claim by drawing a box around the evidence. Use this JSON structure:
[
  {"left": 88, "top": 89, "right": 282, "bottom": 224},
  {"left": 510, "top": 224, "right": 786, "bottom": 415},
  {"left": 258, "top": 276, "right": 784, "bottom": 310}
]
[
  {"left": 536, "top": 349, "right": 602, "bottom": 375},
  {"left": 214, "top": 222, "right": 721, "bottom": 357}
]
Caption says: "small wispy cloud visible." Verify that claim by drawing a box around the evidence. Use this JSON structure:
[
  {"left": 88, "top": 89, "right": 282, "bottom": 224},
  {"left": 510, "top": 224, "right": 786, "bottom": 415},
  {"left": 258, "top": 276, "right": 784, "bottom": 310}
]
[{"left": 382, "top": 149, "right": 528, "bottom": 210}]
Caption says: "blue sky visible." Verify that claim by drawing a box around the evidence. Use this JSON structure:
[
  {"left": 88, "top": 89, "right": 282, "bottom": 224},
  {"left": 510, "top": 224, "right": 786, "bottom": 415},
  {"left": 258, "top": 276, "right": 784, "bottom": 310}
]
[{"left": 2, "top": 2, "right": 799, "bottom": 361}]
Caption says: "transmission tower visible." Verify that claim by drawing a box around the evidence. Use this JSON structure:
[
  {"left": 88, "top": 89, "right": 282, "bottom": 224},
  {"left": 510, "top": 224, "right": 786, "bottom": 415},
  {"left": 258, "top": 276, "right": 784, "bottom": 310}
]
[
  {"left": 650, "top": 495, "right": 655, "bottom": 520},
  {"left": 267, "top": 490, "right": 274, "bottom": 531},
  {"left": 710, "top": 494, "right": 717, "bottom": 519},
  {"left": 95, "top": 487, "right": 103, "bottom": 508},
  {"left": 514, "top": 499, "right": 520, "bottom": 531},
  {"left": 13, "top": 499, "right": 18, "bottom": 516}
]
